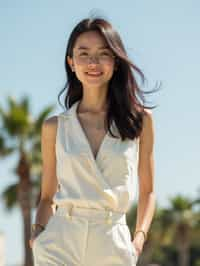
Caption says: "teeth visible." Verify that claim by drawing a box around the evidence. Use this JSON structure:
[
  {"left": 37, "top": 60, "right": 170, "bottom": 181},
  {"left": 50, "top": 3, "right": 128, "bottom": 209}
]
[{"left": 87, "top": 72, "right": 102, "bottom": 75}]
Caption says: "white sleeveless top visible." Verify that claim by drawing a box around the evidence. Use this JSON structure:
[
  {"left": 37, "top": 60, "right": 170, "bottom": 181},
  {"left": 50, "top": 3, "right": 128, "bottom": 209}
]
[{"left": 53, "top": 100, "right": 140, "bottom": 213}]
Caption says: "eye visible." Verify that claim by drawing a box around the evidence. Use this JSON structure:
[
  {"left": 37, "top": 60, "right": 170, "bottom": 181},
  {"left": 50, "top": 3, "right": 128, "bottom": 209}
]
[
  {"left": 79, "top": 52, "right": 88, "bottom": 56},
  {"left": 101, "top": 51, "right": 111, "bottom": 55},
  {"left": 101, "top": 52, "right": 110, "bottom": 56},
  {"left": 100, "top": 51, "right": 114, "bottom": 58}
]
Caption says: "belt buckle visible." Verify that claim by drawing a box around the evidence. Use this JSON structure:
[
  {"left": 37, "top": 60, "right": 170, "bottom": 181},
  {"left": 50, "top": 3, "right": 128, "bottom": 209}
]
[
  {"left": 66, "top": 204, "right": 73, "bottom": 220},
  {"left": 106, "top": 210, "right": 113, "bottom": 224}
]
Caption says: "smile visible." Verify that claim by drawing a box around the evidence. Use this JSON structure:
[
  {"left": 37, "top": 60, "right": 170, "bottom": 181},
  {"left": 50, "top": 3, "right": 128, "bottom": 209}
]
[{"left": 85, "top": 72, "right": 103, "bottom": 77}]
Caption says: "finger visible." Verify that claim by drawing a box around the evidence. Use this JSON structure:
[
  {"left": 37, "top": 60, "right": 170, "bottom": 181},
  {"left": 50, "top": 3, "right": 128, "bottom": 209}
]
[{"left": 29, "top": 239, "right": 34, "bottom": 249}]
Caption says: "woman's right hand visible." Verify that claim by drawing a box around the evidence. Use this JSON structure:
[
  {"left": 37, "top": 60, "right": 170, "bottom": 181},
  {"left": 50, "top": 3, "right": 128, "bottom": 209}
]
[
  {"left": 29, "top": 237, "right": 35, "bottom": 249},
  {"left": 29, "top": 227, "right": 44, "bottom": 249}
]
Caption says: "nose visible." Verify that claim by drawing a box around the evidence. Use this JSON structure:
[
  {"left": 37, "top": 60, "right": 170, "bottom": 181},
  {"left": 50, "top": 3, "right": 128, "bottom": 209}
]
[{"left": 88, "top": 55, "right": 99, "bottom": 64}]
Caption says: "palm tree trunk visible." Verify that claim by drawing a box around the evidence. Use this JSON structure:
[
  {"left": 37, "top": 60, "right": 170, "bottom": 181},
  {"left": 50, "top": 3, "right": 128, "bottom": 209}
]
[
  {"left": 177, "top": 243, "right": 190, "bottom": 266},
  {"left": 177, "top": 225, "right": 190, "bottom": 266},
  {"left": 20, "top": 194, "right": 33, "bottom": 266},
  {"left": 17, "top": 152, "right": 33, "bottom": 266}
]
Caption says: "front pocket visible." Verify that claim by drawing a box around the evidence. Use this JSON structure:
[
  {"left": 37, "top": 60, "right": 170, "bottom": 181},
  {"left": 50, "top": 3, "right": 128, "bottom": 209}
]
[
  {"left": 32, "top": 215, "right": 55, "bottom": 246},
  {"left": 33, "top": 229, "right": 46, "bottom": 244},
  {"left": 129, "top": 243, "right": 139, "bottom": 264},
  {"left": 122, "top": 224, "right": 139, "bottom": 263},
  {"left": 113, "top": 224, "right": 139, "bottom": 265}
]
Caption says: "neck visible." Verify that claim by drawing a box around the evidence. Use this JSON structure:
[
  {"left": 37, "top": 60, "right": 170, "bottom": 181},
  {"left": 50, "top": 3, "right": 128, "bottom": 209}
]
[{"left": 77, "top": 98, "right": 108, "bottom": 114}]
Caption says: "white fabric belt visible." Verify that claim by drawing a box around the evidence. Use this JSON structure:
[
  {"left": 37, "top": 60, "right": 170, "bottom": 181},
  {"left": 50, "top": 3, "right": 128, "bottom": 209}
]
[{"left": 55, "top": 205, "right": 127, "bottom": 225}]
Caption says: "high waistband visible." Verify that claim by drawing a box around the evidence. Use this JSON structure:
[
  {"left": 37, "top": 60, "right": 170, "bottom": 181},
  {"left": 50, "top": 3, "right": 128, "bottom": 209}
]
[{"left": 55, "top": 205, "right": 127, "bottom": 225}]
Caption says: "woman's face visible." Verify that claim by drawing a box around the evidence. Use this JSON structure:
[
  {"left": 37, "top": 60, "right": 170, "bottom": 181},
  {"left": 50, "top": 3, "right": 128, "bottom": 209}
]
[{"left": 67, "top": 30, "right": 116, "bottom": 90}]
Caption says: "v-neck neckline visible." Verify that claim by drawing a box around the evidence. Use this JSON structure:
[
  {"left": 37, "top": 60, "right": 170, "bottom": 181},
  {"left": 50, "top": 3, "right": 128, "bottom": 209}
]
[{"left": 73, "top": 100, "right": 111, "bottom": 163}]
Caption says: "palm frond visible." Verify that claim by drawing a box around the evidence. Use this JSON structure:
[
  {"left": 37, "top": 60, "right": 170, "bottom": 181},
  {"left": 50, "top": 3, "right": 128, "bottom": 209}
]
[
  {"left": 21, "top": 96, "right": 30, "bottom": 114},
  {"left": 0, "top": 134, "right": 15, "bottom": 156},
  {"left": 2, "top": 183, "right": 18, "bottom": 211}
]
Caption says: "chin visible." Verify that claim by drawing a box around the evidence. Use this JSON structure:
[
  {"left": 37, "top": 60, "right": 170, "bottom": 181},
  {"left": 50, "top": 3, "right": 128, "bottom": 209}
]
[{"left": 82, "top": 81, "right": 109, "bottom": 89}]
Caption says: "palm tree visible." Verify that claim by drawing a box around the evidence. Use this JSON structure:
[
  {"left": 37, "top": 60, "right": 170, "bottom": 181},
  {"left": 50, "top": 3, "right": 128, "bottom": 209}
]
[
  {"left": 0, "top": 96, "right": 54, "bottom": 266},
  {"left": 158, "top": 194, "right": 200, "bottom": 266},
  {"left": 126, "top": 193, "right": 200, "bottom": 266}
]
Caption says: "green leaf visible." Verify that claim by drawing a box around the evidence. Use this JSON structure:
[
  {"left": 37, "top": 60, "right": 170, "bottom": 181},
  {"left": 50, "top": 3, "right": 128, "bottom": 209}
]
[{"left": 2, "top": 183, "right": 18, "bottom": 210}]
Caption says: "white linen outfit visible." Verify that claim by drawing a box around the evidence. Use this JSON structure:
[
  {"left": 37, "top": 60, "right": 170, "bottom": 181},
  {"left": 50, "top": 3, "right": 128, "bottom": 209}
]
[{"left": 32, "top": 100, "right": 140, "bottom": 266}]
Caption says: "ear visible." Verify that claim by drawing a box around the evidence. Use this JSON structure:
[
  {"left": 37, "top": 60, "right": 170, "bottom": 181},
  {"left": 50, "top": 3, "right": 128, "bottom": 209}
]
[{"left": 67, "top": 56, "right": 75, "bottom": 72}]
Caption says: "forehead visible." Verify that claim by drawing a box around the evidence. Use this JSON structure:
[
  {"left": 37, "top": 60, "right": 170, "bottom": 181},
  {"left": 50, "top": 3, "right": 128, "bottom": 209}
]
[{"left": 73, "top": 31, "right": 108, "bottom": 50}]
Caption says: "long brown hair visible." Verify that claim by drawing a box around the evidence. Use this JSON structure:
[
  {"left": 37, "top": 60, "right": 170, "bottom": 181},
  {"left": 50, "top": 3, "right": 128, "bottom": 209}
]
[{"left": 58, "top": 17, "right": 160, "bottom": 141}]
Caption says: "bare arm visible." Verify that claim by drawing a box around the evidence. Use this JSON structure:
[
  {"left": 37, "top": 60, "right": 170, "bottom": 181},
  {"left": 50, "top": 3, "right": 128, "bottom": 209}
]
[
  {"left": 132, "top": 110, "right": 156, "bottom": 254},
  {"left": 35, "top": 116, "right": 58, "bottom": 225},
  {"left": 30, "top": 116, "right": 58, "bottom": 247}
]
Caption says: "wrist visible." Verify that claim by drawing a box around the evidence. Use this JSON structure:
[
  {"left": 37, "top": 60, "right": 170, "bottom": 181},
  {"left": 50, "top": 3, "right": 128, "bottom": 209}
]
[
  {"left": 133, "top": 230, "right": 147, "bottom": 242},
  {"left": 31, "top": 223, "right": 45, "bottom": 238}
]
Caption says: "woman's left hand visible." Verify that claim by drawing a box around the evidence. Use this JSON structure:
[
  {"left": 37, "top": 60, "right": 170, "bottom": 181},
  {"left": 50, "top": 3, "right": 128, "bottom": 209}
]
[{"left": 131, "top": 233, "right": 145, "bottom": 257}]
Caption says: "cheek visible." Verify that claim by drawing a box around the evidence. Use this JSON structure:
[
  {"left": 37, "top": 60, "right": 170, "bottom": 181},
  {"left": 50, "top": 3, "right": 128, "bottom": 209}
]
[
  {"left": 73, "top": 65, "right": 86, "bottom": 81},
  {"left": 102, "top": 63, "right": 115, "bottom": 75},
  {"left": 104, "top": 66, "right": 115, "bottom": 79}
]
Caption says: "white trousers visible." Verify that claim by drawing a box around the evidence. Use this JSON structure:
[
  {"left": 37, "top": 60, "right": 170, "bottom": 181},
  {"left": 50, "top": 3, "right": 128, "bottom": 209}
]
[{"left": 32, "top": 205, "right": 139, "bottom": 265}]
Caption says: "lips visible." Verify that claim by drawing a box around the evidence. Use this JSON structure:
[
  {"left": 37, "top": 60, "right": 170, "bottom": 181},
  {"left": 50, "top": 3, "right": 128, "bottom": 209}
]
[{"left": 85, "top": 71, "right": 103, "bottom": 77}]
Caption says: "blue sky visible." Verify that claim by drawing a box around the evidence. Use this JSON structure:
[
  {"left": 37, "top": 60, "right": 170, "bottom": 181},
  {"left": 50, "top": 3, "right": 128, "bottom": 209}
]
[{"left": 0, "top": 0, "right": 199, "bottom": 265}]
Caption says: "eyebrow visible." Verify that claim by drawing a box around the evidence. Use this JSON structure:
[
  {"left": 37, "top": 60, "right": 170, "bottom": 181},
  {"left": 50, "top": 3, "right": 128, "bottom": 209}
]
[{"left": 76, "top": 45, "right": 110, "bottom": 50}]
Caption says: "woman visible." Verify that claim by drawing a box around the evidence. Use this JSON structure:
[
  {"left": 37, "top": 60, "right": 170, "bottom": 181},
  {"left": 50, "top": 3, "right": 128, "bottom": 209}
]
[{"left": 30, "top": 17, "right": 157, "bottom": 266}]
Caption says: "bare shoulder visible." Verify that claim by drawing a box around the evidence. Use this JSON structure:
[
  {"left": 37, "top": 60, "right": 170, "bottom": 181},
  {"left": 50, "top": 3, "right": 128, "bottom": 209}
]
[
  {"left": 43, "top": 115, "right": 58, "bottom": 127},
  {"left": 143, "top": 108, "right": 154, "bottom": 126},
  {"left": 42, "top": 116, "right": 58, "bottom": 138},
  {"left": 140, "top": 108, "right": 154, "bottom": 145}
]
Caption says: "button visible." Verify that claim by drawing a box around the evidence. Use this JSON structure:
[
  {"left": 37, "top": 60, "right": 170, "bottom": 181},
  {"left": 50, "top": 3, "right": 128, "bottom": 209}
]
[
  {"left": 65, "top": 212, "right": 72, "bottom": 220},
  {"left": 106, "top": 218, "right": 112, "bottom": 224},
  {"left": 106, "top": 211, "right": 113, "bottom": 224},
  {"left": 65, "top": 205, "right": 73, "bottom": 220}
]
